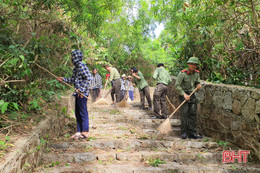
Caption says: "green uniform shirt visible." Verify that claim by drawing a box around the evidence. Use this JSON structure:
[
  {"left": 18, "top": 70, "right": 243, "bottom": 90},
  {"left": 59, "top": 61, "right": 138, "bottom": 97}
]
[
  {"left": 108, "top": 67, "right": 120, "bottom": 83},
  {"left": 153, "top": 67, "right": 172, "bottom": 85},
  {"left": 175, "top": 69, "right": 200, "bottom": 96},
  {"left": 134, "top": 71, "right": 148, "bottom": 90}
]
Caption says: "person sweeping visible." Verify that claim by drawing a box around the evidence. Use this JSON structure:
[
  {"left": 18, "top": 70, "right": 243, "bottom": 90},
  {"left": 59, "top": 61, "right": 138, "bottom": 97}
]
[
  {"left": 104, "top": 65, "right": 121, "bottom": 103},
  {"left": 152, "top": 63, "right": 172, "bottom": 119},
  {"left": 131, "top": 67, "right": 152, "bottom": 111},
  {"left": 56, "top": 50, "right": 92, "bottom": 140},
  {"left": 175, "top": 57, "right": 202, "bottom": 139}
]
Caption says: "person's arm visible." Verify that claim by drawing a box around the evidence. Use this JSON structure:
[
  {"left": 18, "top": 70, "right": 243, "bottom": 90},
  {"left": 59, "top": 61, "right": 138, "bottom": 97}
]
[
  {"left": 167, "top": 71, "right": 172, "bottom": 84},
  {"left": 196, "top": 73, "right": 202, "bottom": 90},
  {"left": 153, "top": 68, "right": 158, "bottom": 80},
  {"left": 175, "top": 72, "right": 185, "bottom": 96},
  {"left": 108, "top": 68, "right": 114, "bottom": 83},
  {"left": 78, "top": 65, "right": 92, "bottom": 93},
  {"left": 61, "top": 68, "right": 76, "bottom": 84},
  {"left": 132, "top": 73, "right": 141, "bottom": 80}
]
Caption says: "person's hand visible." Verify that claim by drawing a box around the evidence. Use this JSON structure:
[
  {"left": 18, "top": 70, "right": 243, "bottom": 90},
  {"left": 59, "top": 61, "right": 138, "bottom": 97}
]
[
  {"left": 76, "top": 89, "right": 83, "bottom": 98},
  {"left": 184, "top": 93, "right": 190, "bottom": 101},
  {"left": 197, "top": 84, "right": 202, "bottom": 90},
  {"left": 56, "top": 77, "right": 64, "bottom": 82}
]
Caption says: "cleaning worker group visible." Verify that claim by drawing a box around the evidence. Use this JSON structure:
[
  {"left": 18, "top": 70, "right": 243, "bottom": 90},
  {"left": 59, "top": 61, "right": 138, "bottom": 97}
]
[{"left": 57, "top": 50, "right": 202, "bottom": 140}]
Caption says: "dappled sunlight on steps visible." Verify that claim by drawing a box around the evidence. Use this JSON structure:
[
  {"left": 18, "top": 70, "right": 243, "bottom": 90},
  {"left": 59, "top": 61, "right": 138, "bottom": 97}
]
[{"left": 33, "top": 101, "right": 260, "bottom": 173}]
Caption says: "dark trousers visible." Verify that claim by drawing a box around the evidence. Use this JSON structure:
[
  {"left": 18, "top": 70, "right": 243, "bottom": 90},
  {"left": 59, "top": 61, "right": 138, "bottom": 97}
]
[
  {"left": 90, "top": 88, "right": 100, "bottom": 102},
  {"left": 75, "top": 96, "right": 89, "bottom": 132},
  {"left": 179, "top": 95, "right": 197, "bottom": 135},
  {"left": 139, "top": 86, "right": 152, "bottom": 108},
  {"left": 153, "top": 83, "right": 168, "bottom": 117},
  {"left": 111, "top": 79, "right": 121, "bottom": 103},
  {"left": 120, "top": 90, "right": 126, "bottom": 101}
]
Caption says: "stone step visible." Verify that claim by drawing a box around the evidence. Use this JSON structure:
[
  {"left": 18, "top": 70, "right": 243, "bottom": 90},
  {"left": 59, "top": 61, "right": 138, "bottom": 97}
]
[
  {"left": 34, "top": 161, "right": 260, "bottom": 173},
  {"left": 90, "top": 118, "right": 181, "bottom": 129},
  {"left": 41, "top": 150, "right": 223, "bottom": 165},
  {"left": 48, "top": 139, "right": 220, "bottom": 152},
  {"left": 88, "top": 127, "right": 181, "bottom": 139}
]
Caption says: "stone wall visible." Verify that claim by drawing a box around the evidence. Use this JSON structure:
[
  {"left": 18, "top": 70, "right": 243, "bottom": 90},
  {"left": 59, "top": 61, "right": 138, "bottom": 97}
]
[
  {"left": 0, "top": 102, "right": 68, "bottom": 173},
  {"left": 168, "top": 78, "right": 260, "bottom": 161}
]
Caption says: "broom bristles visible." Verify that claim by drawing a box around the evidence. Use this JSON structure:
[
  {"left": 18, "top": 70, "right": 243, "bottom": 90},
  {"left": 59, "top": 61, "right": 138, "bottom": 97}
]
[
  {"left": 116, "top": 99, "right": 130, "bottom": 107},
  {"left": 93, "top": 98, "right": 110, "bottom": 105},
  {"left": 157, "top": 118, "right": 172, "bottom": 135}
]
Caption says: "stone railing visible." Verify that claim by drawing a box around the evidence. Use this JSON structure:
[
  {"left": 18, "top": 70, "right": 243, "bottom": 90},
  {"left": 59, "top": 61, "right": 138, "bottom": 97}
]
[
  {"left": 0, "top": 101, "right": 69, "bottom": 173},
  {"left": 168, "top": 78, "right": 260, "bottom": 161}
]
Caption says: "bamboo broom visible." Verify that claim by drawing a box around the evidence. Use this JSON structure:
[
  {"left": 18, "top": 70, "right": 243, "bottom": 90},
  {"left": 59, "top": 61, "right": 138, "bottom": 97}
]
[
  {"left": 35, "top": 63, "right": 88, "bottom": 99},
  {"left": 157, "top": 87, "right": 198, "bottom": 135},
  {"left": 93, "top": 79, "right": 110, "bottom": 105},
  {"left": 116, "top": 83, "right": 131, "bottom": 108}
]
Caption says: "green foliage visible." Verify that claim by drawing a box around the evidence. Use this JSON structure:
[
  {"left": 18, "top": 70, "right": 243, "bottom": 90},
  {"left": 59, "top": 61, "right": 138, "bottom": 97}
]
[
  {"left": 150, "top": 0, "right": 259, "bottom": 87},
  {"left": 148, "top": 158, "right": 166, "bottom": 167},
  {"left": 216, "top": 140, "right": 228, "bottom": 148}
]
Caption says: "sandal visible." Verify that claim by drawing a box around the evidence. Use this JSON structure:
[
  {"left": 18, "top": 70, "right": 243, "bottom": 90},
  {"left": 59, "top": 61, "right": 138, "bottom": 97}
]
[
  {"left": 79, "top": 133, "right": 88, "bottom": 140},
  {"left": 70, "top": 133, "right": 81, "bottom": 139}
]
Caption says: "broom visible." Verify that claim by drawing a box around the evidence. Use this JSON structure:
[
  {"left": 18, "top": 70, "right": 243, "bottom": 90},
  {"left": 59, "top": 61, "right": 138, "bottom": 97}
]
[
  {"left": 116, "top": 84, "right": 131, "bottom": 108},
  {"left": 35, "top": 63, "right": 88, "bottom": 99},
  {"left": 93, "top": 79, "right": 110, "bottom": 105},
  {"left": 157, "top": 87, "right": 198, "bottom": 135}
]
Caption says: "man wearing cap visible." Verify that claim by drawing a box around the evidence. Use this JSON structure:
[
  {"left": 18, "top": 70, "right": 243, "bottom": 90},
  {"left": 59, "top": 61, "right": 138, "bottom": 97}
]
[
  {"left": 175, "top": 57, "right": 202, "bottom": 139},
  {"left": 120, "top": 74, "right": 128, "bottom": 100},
  {"left": 131, "top": 67, "right": 152, "bottom": 111},
  {"left": 153, "top": 63, "right": 172, "bottom": 119},
  {"left": 104, "top": 65, "right": 121, "bottom": 103}
]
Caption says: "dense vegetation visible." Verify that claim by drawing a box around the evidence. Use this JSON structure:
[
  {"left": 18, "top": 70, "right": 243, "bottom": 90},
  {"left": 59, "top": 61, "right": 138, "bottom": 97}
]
[{"left": 0, "top": 0, "right": 259, "bottom": 131}]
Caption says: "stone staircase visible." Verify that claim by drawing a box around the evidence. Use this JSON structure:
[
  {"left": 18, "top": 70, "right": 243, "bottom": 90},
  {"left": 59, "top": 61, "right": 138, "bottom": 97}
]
[{"left": 34, "top": 102, "right": 260, "bottom": 173}]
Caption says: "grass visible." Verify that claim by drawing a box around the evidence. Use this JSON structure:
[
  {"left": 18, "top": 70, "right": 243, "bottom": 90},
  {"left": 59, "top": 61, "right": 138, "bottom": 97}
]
[
  {"left": 109, "top": 109, "right": 121, "bottom": 115},
  {"left": 147, "top": 158, "right": 166, "bottom": 167}
]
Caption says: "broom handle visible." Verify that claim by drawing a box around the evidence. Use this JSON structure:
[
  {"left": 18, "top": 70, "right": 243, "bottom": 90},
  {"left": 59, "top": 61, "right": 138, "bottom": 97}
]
[
  {"left": 35, "top": 63, "right": 88, "bottom": 99},
  {"left": 168, "top": 87, "right": 198, "bottom": 119},
  {"left": 166, "top": 95, "right": 176, "bottom": 110},
  {"left": 101, "top": 79, "right": 108, "bottom": 97}
]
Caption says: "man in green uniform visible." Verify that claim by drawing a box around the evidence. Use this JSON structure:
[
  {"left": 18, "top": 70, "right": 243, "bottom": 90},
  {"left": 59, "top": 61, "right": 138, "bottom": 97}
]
[
  {"left": 175, "top": 57, "right": 202, "bottom": 139},
  {"left": 153, "top": 63, "right": 172, "bottom": 119},
  {"left": 104, "top": 65, "right": 121, "bottom": 103},
  {"left": 131, "top": 67, "right": 152, "bottom": 111}
]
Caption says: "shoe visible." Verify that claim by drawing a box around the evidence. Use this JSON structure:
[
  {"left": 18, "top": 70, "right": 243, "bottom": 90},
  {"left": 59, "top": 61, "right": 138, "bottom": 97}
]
[
  {"left": 140, "top": 106, "right": 145, "bottom": 110},
  {"left": 181, "top": 133, "right": 188, "bottom": 139},
  {"left": 149, "top": 116, "right": 157, "bottom": 119},
  {"left": 188, "top": 134, "right": 202, "bottom": 139}
]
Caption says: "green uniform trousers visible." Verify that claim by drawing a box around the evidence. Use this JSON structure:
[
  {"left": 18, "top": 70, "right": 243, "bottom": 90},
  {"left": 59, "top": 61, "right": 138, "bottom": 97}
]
[
  {"left": 153, "top": 83, "right": 168, "bottom": 117},
  {"left": 179, "top": 94, "right": 197, "bottom": 135}
]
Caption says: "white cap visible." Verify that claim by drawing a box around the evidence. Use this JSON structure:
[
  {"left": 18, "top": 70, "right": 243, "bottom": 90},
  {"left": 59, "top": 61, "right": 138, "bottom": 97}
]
[{"left": 122, "top": 74, "right": 126, "bottom": 78}]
